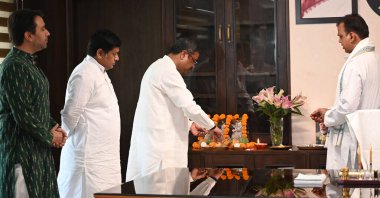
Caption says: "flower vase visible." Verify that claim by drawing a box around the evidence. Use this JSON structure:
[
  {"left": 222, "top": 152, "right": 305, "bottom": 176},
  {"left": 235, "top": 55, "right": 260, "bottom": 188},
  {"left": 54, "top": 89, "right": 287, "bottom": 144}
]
[{"left": 269, "top": 117, "right": 283, "bottom": 146}]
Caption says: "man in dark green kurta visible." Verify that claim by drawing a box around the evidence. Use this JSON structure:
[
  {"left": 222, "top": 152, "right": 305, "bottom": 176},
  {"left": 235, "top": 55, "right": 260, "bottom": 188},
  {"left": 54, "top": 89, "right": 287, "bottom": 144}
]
[{"left": 0, "top": 9, "right": 66, "bottom": 198}]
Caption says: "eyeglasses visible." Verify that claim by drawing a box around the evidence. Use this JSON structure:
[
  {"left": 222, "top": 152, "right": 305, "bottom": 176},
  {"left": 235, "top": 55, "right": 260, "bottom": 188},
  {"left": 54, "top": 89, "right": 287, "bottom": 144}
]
[{"left": 187, "top": 51, "right": 198, "bottom": 65}]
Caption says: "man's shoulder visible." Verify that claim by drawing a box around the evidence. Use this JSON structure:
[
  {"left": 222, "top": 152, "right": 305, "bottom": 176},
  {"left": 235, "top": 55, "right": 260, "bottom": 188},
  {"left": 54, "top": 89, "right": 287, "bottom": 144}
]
[{"left": 0, "top": 54, "right": 28, "bottom": 72}]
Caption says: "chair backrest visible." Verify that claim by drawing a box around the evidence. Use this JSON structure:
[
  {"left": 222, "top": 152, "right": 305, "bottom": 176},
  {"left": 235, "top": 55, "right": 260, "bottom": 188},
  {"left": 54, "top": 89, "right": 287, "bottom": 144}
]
[{"left": 346, "top": 109, "right": 380, "bottom": 170}]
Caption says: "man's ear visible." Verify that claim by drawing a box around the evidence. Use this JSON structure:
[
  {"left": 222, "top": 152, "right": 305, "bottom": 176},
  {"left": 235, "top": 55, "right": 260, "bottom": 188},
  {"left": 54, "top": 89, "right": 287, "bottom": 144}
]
[
  {"left": 349, "top": 32, "right": 360, "bottom": 43},
  {"left": 179, "top": 50, "right": 187, "bottom": 60},
  {"left": 24, "top": 32, "right": 33, "bottom": 42},
  {"left": 96, "top": 49, "right": 105, "bottom": 59}
]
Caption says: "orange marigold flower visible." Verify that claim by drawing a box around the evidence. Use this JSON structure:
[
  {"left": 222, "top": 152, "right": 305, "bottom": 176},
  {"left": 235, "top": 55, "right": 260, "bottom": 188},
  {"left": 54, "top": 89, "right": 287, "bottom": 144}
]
[
  {"left": 242, "top": 134, "right": 248, "bottom": 138},
  {"left": 192, "top": 142, "right": 200, "bottom": 149},
  {"left": 219, "top": 114, "right": 226, "bottom": 119},
  {"left": 234, "top": 175, "right": 241, "bottom": 180},
  {"left": 220, "top": 175, "right": 227, "bottom": 180}
]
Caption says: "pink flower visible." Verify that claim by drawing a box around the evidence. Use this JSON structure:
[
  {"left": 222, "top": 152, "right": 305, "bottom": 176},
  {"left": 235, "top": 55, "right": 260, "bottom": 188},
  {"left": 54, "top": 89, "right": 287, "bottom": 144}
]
[
  {"left": 292, "top": 93, "right": 307, "bottom": 105},
  {"left": 281, "top": 96, "right": 293, "bottom": 109},
  {"left": 252, "top": 87, "right": 306, "bottom": 118},
  {"left": 283, "top": 189, "right": 296, "bottom": 198},
  {"left": 273, "top": 95, "right": 282, "bottom": 108}
]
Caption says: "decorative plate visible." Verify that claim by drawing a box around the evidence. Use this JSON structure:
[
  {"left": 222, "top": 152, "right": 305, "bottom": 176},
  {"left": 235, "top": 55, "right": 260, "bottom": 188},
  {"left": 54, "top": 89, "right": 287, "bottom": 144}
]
[
  {"left": 297, "top": 145, "right": 326, "bottom": 150},
  {"left": 269, "top": 145, "right": 292, "bottom": 150}
]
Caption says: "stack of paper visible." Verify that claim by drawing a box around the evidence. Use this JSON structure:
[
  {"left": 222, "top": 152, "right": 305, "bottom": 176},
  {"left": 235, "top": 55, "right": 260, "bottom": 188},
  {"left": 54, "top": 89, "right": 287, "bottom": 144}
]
[{"left": 294, "top": 173, "right": 327, "bottom": 188}]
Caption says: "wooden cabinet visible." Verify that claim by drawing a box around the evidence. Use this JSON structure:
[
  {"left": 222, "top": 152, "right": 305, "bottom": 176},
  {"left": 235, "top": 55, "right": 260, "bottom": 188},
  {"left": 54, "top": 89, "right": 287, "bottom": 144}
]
[
  {"left": 164, "top": 0, "right": 290, "bottom": 144},
  {"left": 188, "top": 149, "right": 327, "bottom": 169}
]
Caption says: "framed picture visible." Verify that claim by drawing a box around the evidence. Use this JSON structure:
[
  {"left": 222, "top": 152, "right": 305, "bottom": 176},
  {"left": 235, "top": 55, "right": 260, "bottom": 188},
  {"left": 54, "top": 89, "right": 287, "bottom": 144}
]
[{"left": 296, "top": 0, "right": 358, "bottom": 24}]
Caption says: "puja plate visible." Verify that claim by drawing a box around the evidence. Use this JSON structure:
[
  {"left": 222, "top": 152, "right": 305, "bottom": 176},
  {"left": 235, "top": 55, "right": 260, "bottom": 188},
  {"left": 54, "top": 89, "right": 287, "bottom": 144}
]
[
  {"left": 213, "top": 146, "right": 228, "bottom": 150},
  {"left": 269, "top": 145, "right": 292, "bottom": 150},
  {"left": 297, "top": 145, "right": 326, "bottom": 150}
]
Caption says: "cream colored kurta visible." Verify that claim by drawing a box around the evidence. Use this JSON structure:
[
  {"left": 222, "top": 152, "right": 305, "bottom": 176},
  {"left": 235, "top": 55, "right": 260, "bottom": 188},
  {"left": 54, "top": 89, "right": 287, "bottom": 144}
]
[
  {"left": 133, "top": 167, "right": 216, "bottom": 195},
  {"left": 126, "top": 55, "right": 214, "bottom": 182},
  {"left": 324, "top": 38, "right": 380, "bottom": 169},
  {"left": 58, "top": 56, "right": 121, "bottom": 198}
]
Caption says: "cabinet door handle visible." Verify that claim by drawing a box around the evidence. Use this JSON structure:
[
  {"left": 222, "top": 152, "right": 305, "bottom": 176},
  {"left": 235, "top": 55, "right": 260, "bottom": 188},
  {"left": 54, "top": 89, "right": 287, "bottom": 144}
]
[
  {"left": 227, "top": 24, "right": 231, "bottom": 43},
  {"left": 218, "top": 25, "right": 222, "bottom": 43}
]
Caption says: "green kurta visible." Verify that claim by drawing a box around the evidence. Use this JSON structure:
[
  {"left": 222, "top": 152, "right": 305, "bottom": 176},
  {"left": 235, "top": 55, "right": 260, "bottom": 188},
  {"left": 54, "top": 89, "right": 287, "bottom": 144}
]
[{"left": 0, "top": 47, "right": 59, "bottom": 198}]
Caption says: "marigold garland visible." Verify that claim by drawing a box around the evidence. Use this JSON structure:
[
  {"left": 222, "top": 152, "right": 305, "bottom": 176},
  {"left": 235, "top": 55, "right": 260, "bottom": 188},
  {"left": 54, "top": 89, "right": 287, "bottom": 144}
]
[
  {"left": 193, "top": 113, "right": 257, "bottom": 150},
  {"left": 219, "top": 168, "right": 250, "bottom": 181}
]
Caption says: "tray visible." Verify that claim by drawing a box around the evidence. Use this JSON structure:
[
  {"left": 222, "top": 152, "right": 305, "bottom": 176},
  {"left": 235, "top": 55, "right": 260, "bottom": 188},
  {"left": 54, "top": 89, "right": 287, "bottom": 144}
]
[
  {"left": 269, "top": 145, "right": 292, "bottom": 150},
  {"left": 297, "top": 146, "right": 326, "bottom": 150}
]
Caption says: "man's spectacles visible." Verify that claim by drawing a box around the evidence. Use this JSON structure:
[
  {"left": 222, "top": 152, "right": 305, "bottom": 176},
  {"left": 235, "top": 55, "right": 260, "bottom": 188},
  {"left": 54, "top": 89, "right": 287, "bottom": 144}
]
[{"left": 187, "top": 51, "right": 198, "bottom": 65}]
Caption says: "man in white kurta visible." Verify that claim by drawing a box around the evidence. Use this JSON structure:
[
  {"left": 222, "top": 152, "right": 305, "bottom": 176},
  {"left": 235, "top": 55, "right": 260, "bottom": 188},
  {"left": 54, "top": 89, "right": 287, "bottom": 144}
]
[
  {"left": 126, "top": 38, "right": 223, "bottom": 182},
  {"left": 58, "top": 30, "right": 122, "bottom": 198},
  {"left": 311, "top": 14, "right": 380, "bottom": 169}
]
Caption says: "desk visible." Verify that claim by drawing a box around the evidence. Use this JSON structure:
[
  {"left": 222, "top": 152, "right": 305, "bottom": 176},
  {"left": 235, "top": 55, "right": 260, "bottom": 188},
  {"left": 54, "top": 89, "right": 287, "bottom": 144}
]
[
  {"left": 188, "top": 147, "right": 327, "bottom": 169},
  {"left": 94, "top": 168, "right": 380, "bottom": 198}
]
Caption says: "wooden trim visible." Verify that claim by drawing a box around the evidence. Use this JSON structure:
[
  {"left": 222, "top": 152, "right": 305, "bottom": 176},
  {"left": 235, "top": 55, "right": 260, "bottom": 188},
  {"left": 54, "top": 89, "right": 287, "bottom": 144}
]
[
  {"left": 66, "top": 0, "right": 74, "bottom": 77},
  {"left": 215, "top": 0, "right": 226, "bottom": 113},
  {"left": 0, "top": 2, "right": 16, "bottom": 12},
  {"left": 0, "top": 48, "right": 10, "bottom": 57},
  {"left": 275, "top": 0, "right": 291, "bottom": 145},
  {"left": 0, "top": 17, "right": 8, "bottom": 27},
  {"left": 161, "top": 0, "right": 175, "bottom": 53},
  {"left": 0, "top": 32, "right": 9, "bottom": 42}
]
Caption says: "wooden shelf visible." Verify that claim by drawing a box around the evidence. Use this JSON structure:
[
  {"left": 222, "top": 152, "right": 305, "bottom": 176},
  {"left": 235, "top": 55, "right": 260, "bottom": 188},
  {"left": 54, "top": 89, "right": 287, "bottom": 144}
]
[{"left": 188, "top": 148, "right": 327, "bottom": 169}]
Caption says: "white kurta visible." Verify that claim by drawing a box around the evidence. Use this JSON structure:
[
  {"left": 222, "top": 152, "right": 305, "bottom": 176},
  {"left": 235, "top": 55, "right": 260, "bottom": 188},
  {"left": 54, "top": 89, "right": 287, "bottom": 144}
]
[
  {"left": 133, "top": 167, "right": 216, "bottom": 195},
  {"left": 58, "top": 56, "right": 121, "bottom": 198},
  {"left": 324, "top": 38, "right": 380, "bottom": 169},
  {"left": 126, "top": 55, "right": 214, "bottom": 182}
]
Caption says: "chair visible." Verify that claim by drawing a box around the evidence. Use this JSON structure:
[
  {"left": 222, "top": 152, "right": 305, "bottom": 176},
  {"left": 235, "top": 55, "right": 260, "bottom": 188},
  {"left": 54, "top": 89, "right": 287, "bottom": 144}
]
[{"left": 346, "top": 109, "right": 380, "bottom": 170}]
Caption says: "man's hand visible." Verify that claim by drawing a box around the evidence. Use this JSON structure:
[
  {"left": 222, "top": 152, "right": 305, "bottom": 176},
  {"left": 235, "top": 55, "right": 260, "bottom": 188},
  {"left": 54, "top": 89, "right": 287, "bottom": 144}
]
[
  {"left": 310, "top": 108, "right": 329, "bottom": 123},
  {"left": 51, "top": 124, "right": 67, "bottom": 148},
  {"left": 209, "top": 127, "right": 224, "bottom": 143},
  {"left": 190, "top": 122, "right": 207, "bottom": 137},
  {"left": 207, "top": 168, "right": 224, "bottom": 180},
  {"left": 190, "top": 168, "right": 208, "bottom": 181}
]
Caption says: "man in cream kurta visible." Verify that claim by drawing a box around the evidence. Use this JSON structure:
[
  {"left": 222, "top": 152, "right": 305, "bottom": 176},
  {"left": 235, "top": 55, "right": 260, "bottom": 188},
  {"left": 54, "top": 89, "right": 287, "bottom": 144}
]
[
  {"left": 126, "top": 38, "right": 223, "bottom": 182},
  {"left": 58, "top": 29, "right": 122, "bottom": 198},
  {"left": 311, "top": 14, "right": 380, "bottom": 169}
]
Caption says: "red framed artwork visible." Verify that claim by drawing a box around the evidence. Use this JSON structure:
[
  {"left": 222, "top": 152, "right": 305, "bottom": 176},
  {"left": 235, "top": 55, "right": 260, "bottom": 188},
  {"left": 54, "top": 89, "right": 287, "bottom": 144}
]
[{"left": 296, "top": 0, "right": 358, "bottom": 24}]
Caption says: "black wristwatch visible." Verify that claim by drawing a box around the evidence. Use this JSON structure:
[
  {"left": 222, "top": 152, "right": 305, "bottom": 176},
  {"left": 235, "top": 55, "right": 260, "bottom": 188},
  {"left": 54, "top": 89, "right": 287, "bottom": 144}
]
[{"left": 209, "top": 125, "right": 216, "bottom": 130}]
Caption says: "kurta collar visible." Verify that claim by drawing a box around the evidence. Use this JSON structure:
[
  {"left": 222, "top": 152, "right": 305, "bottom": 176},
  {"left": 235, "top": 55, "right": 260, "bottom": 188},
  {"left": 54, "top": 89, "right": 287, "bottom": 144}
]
[
  {"left": 347, "top": 38, "right": 374, "bottom": 60},
  {"left": 163, "top": 55, "right": 177, "bottom": 70},
  {"left": 11, "top": 47, "right": 36, "bottom": 63},
  {"left": 85, "top": 55, "right": 106, "bottom": 73}
]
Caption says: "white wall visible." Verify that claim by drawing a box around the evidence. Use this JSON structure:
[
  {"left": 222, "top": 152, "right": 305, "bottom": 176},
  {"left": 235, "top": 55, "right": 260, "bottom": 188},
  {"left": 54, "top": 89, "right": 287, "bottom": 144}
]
[{"left": 289, "top": 1, "right": 380, "bottom": 145}]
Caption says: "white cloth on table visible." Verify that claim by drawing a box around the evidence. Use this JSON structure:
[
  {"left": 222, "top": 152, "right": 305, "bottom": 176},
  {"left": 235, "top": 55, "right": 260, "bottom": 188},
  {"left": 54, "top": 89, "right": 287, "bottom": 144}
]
[
  {"left": 324, "top": 38, "right": 380, "bottom": 169},
  {"left": 58, "top": 55, "right": 121, "bottom": 198},
  {"left": 346, "top": 109, "right": 380, "bottom": 170},
  {"left": 294, "top": 173, "right": 326, "bottom": 188}
]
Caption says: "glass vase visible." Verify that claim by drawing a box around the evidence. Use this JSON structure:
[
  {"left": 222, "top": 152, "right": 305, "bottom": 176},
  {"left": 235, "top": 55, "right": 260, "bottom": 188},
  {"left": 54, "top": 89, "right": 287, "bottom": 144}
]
[{"left": 269, "top": 117, "right": 283, "bottom": 146}]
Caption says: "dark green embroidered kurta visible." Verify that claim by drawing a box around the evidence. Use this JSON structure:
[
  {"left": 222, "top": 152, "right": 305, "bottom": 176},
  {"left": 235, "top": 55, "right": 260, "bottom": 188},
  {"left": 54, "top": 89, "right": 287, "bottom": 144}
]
[{"left": 0, "top": 47, "right": 59, "bottom": 198}]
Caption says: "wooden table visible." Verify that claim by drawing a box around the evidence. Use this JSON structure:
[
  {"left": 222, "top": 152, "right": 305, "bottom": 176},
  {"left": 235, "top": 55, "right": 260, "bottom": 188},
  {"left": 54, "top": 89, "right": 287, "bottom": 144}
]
[{"left": 188, "top": 146, "right": 327, "bottom": 169}]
